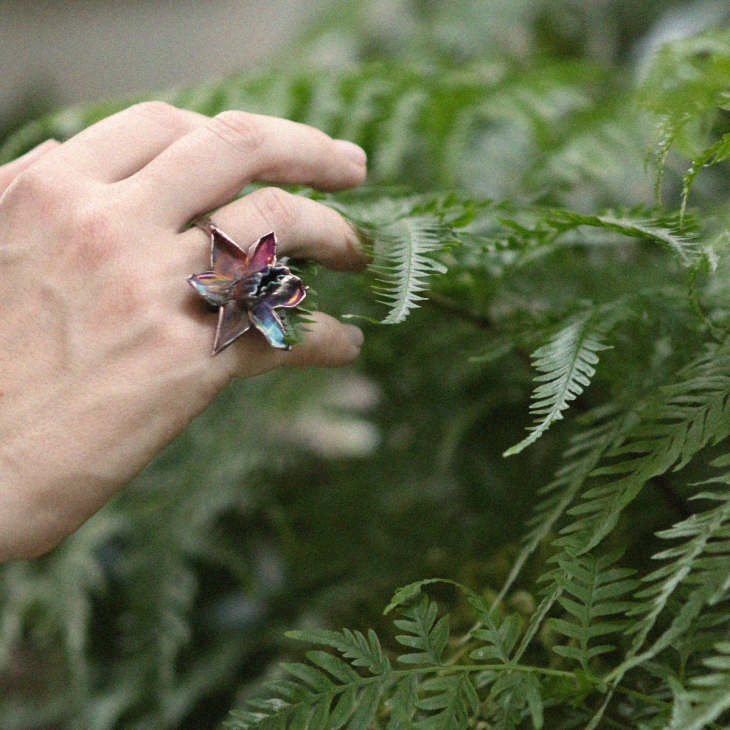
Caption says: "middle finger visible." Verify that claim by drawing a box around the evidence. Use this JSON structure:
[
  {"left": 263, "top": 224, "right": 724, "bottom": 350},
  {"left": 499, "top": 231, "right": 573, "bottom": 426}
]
[{"left": 180, "top": 187, "right": 370, "bottom": 273}]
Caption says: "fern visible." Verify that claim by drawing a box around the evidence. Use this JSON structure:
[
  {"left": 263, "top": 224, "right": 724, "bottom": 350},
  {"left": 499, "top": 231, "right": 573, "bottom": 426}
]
[
  {"left": 226, "top": 593, "right": 477, "bottom": 730},
  {"left": 548, "top": 543, "right": 639, "bottom": 673},
  {"left": 504, "top": 307, "right": 625, "bottom": 456},
  {"left": 559, "top": 340, "right": 730, "bottom": 554},
  {"left": 369, "top": 215, "right": 449, "bottom": 325},
  {"left": 544, "top": 210, "right": 705, "bottom": 266},
  {"left": 497, "top": 405, "right": 629, "bottom": 604},
  {"left": 6, "top": 9, "right": 730, "bottom": 730},
  {"left": 668, "top": 640, "right": 730, "bottom": 730},
  {"left": 607, "top": 486, "right": 730, "bottom": 683}
]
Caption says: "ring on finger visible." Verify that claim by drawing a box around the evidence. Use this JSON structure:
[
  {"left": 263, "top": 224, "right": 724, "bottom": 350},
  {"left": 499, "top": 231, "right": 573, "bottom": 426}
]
[{"left": 187, "top": 217, "right": 308, "bottom": 355}]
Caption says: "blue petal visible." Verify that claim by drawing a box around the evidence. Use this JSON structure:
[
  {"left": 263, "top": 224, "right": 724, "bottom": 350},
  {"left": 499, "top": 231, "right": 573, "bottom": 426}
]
[
  {"left": 188, "top": 272, "right": 233, "bottom": 307},
  {"left": 248, "top": 302, "right": 289, "bottom": 350}
]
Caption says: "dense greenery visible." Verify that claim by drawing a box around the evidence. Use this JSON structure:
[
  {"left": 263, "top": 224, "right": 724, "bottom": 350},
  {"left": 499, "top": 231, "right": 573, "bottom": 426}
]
[{"left": 3, "top": 1, "right": 730, "bottom": 728}]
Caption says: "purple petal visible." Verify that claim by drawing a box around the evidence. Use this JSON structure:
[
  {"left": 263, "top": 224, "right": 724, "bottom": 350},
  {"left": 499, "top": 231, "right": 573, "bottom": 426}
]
[
  {"left": 213, "top": 300, "right": 251, "bottom": 354},
  {"left": 210, "top": 226, "right": 248, "bottom": 279},
  {"left": 248, "top": 302, "right": 289, "bottom": 350},
  {"left": 246, "top": 232, "right": 277, "bottom": 273},
  {"left": 187, "top": 271, "right": 233, "bottom": 307}
]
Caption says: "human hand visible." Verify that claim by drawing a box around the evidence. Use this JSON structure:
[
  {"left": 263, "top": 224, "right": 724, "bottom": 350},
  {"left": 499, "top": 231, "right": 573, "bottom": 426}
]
[{"left": 0, "top": 102, "right": 368, "bottom": 560}]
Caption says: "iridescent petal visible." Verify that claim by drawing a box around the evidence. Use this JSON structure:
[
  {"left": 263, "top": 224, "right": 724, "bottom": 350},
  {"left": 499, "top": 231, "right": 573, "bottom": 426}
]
[
  {"left": 248, "top": 302, "right": 289, "bottom": 350},
  {"left": 246, "top": 232, "right": 277, "bottom": 273},
  {"left": 210, "top": 226, "right": 248, "bottom": 279},
  {"left": 213, "top": 300, "right": 251, "bottom": 355},
  {"left": 187, "top": 271, "right": 233, "bottom": 307},
  {"left": 264, "top": 273, "right": 308, "bottom": 309}
]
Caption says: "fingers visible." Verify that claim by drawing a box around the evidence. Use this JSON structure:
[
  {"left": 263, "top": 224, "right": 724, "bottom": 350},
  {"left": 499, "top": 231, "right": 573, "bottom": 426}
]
[
  {"left": 183, "top": 187, "right": 370, "bottom": 272},
  {"left": 0, "top": 139, "right": 60, "bottom": 197},
  {"left": 216, "top": 311, "right": 364, "bottom": 378},
  {"left": 40, "top": 102, "right": 210, "bottom": 182},
  {"left": 130, "top": 111, "right": 367, "bottom": 227},
  {"left": 285, "top": 313, "right": 364, "bottom": 368}
]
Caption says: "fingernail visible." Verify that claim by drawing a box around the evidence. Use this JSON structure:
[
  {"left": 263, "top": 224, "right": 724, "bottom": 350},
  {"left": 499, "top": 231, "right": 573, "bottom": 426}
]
[
  {"left": 345, "top": 324, "right": 364, "bottom": 349},
  {"left": 335, "top": 139, "right": 367, "bottom": 167}
]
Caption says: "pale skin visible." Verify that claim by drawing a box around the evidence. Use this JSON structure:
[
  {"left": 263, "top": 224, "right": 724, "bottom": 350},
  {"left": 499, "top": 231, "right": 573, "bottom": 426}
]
[{"left": 0, "top": 102, "right": 369, "bottom": 561}]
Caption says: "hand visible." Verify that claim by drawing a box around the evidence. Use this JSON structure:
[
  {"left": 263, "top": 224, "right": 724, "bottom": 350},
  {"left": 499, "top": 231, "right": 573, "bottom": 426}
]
[{"left": 0, "top": 102, "right": 368, "bottom": 560}]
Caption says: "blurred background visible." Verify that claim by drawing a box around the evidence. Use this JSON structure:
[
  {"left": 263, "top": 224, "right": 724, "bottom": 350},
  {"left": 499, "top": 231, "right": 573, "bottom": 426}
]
[
  {"left": 3, "top": 0, "right": 729, "bottom": 141},
  {"left": 0, "top": 0, "right": 334, "bottom": 140}
]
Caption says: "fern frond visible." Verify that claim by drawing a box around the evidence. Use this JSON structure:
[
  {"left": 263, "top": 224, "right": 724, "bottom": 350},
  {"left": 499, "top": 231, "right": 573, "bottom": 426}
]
[
  {"left": 560, "top": 340, "right": 730, "bottom": 554},
  {"left": 667, "top": 640, "right": 730, "bottom": 730},
  {"left": 497, "top": 405, "right": 628, "bottom": 604},
  {"left": 369, "top": 215, "right": 450, "bottom": 324},
  {"left": 287, "top": 628, "right": 391, "bottom": 675},
  {"left": 416, "top": 673, "right": 480, "bottom": 730},
  {"left": 639, "top": 29, "right": 730, "bottom": 204},
  {"left": 607, "top": 488, "right": 730, "bottom": 683},
  {"left": 504, "top": 308, "right": 625, "bottom": 456},
  {"left": 226, "top": 661, "right": 385, "bottom": 730},
  {"left": 489, "top": 672, "right": 544, "bottom": 730},
  {"left": 680, "top": 132, "right": 730, "bottom": 221},
  {"left": 547, "top": 544, "right": 638, "bottom": 673},
  {"left": 394, "top": 595, "right": 450, "bottom": 666},
  {"left": 227, "top": 593, "right": 480, "bottom": 730},
  {"left": 545, "top": 211, "right": 704, "bottom": 266}
]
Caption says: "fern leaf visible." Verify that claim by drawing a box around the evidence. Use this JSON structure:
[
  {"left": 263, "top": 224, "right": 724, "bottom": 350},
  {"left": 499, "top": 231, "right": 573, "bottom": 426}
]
[
  {"left": 287, "top": 628, "right": 391, "bottom": 676},
  {"left": 370, "top": 215, "right": 450, "bottom": 324},
  {"left": 504, "top": 309, "right": 619, "bottom": 456},
  {"left": 546, "top": 211, "right": 703, "bottom": 265},
  {"left": 394, "top": 595, "right": 450, "bottom": 666},
  {"left": 469, "top": 613, "right": 521, "bottom": 665},
  {"left": 416, "top": 673, "right": 479, "bottom": 730},
  {"left": 560, "top": 340, "right": 730, "bottom": 554},
  {"left": 348, "top": 682, "right": 384, "bottom": 730},
  {"left": 607, "top": 488, "right": 730, "bottom": 684},
  {"left": 497, "top": 405, "right": 628, "bottom": 605},
  {"left": 549, "top": 544, "right": 638, "bottom": 673},
  {"left": 667, "top": 641, "right": 730, "bottom": 730},
  {"left": 680, "top": 132, "right": 730, "bottom": 221},
  {"left": 386, "top": 674, "right": 419, "bottom": 729}
]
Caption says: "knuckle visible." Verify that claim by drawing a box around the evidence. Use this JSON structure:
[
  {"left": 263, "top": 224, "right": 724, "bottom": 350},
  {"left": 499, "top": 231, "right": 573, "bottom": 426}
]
[
  {"left": 127, "top": 100, "right": 195, "bottom": 136},
  {"left": 67, "top": 199, "right": 116, "bottom": 250},
  {"left": 1, "top": 162, "right": 67, "bottom": 210},
  {"left": 248, "top": 186, "right": 299, "bottom": 230},
  {"left": 208, "top": 111, "right": 266, "bottom": 155},
  {"left": 127, "top": 100, "right": 178, "bottom": 124}
]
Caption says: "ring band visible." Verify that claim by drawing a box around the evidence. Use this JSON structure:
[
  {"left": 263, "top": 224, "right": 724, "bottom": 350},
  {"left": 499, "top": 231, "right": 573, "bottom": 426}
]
[{"left": 188, "top": 218, "right": 308, "bottom": 355}]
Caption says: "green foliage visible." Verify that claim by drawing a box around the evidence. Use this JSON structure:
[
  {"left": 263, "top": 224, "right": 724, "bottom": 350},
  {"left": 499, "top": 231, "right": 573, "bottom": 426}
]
[{"left": 5, "top": 1, "right": 730, "bottom": 729}]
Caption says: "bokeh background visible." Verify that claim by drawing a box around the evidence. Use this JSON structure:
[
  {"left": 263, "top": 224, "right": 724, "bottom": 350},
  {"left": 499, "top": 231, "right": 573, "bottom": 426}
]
[{"left": 4, "top": 0, "right": 728, "bottom": 142}]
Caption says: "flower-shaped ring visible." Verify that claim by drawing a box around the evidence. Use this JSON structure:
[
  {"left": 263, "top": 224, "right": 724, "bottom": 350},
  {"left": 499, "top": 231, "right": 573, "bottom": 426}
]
[{"left": 188, "top": 218, "right": 308, "bottom": 355}]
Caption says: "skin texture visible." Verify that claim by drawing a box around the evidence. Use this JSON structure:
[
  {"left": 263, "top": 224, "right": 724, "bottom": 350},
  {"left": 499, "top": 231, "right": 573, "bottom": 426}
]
[{"left": 0, "top": 102, "right": 368, "bottom": 561}]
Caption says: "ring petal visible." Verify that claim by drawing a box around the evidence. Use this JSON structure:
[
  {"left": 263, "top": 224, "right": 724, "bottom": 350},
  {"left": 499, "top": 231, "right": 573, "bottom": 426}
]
[
  {"left": 246, "top": 232, "right": 277, "bottom": 273},
  {"left": 213, "top": 300, "right": 251, "bottom": 355},
  {"left": 248, "top": 302, "right": 289, "bottom": 350}
]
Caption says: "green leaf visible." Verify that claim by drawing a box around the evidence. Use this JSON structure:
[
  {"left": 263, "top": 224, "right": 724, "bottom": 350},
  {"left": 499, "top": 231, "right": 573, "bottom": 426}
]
[{"left": 505, "top": 308, "right": 622, "bottom": 456}]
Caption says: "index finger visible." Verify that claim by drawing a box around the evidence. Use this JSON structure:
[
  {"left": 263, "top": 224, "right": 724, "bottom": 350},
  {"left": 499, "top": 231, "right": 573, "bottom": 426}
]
[
  {"left": 38, "top": 102, "right": 211, "bottom": 182},
  {"left": 128, "top": 111, "right": 367, "bottom": 228}
]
